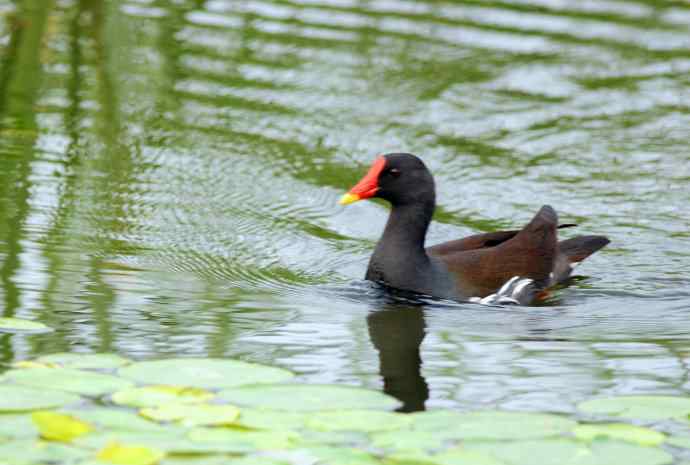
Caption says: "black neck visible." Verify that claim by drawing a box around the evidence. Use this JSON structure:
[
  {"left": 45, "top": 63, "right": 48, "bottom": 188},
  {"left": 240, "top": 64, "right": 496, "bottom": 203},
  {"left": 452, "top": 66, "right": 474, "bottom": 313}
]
[{"left": 380, "top": 198, "right": 435, "bottom": 253}]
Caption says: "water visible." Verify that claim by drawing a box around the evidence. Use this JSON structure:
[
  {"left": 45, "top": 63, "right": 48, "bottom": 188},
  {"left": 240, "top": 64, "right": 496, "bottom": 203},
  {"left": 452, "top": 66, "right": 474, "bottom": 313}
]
[{"left": 0, "top": 0, "right": 688, "bottom": 414}]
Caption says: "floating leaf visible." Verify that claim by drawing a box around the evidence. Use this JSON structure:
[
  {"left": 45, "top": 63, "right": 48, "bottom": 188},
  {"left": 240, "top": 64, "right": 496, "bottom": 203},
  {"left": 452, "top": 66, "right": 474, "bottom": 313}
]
[
  {"left": 96, "top": 442, "right": 165, "bottom": 465},
  {"left": 666, "top": 435, "right": 690, "bottom": 449},
  {"left": 411, "top": 410, "right": 576, "bottom": 440},
  {"left": 163, "top": 456, "right": 292, "bottom": 465},
  {"left": 306, "top": 410, "right": 411, "bottom": 433},
  {"left": 140, "top": 403, "right": 240, "bottom": 426},
  {"left": 13, "top": 361, "right": 58, "bottom": 369},
  {"left": 578, "top": 396, "right": 690, "bottom": 420},
  {"left": 464, "top": 438, "right": 673, "bottom": 465},
  {"left": 573, "top": 423, "right": 665, "bottom": 446},
  {"left": 0, "top": 439, "right": 90, "bottom": 462},
  {"left": 188, "top": 427, "right": 300, "bottom": 451},
  {"left": 119, "top": 359, "right": 293, "bottom": 389},
  {"left": 0, "top": 414, "right": 39, "bottom": 439},
  {"left": 5, "top": 368, "right": 133, "bottom": 396},
  {"left": 63, "top": 408, "right": 164, "bottom": 432},
  {"left": 371, "top": 430, "right": 451, "bottom": 453},
  {"left": 0, "top": 318, "right": 52, "bottom": 333},
  {"left": 236, "top": 409, "right": 307, "bottom": 431},
  {"left": 299, "top": 446, "right": 381, "bottom": 465},
  {"left": 32, "top": 411, "right": 92, "bottom": 442},
  {"left": 112, "top": 386, "right": 214, "bottom": 408},
  {"left": 0, "top": 385, "right": 80, "bottom": 412},
  {"left": 383, "top": 451, "right": 441, "bottom": 465},
  {"left": 432, "top": 449, "right": 506, "bottom": 465},
  {"left": 35, "top": 353, "right": 131, "bottom": 370},
  {"left": 218, "top": 384, "right": 400, "bottom": 412}
]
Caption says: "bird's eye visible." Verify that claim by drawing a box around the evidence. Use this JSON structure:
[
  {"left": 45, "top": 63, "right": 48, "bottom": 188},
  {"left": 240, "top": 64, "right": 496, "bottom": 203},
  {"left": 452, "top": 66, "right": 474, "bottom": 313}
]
[{"left": 388, "top": 168, "right": 401, "bottom": 178}]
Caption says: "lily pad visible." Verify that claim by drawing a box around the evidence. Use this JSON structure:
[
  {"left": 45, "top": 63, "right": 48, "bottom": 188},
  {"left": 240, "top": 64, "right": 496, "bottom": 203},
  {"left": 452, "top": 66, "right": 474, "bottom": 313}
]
[
  {"left": 411, "top": 410, "right": 576, "bottom": 440},
  {"left": 299, "top": 446, "right": 381, "bottom": 465},
  {"left": 218, "top": 384, "right": 400, "bottom": 412},
  {"left": 573, "top": 423, "right": 665, "bottom": 446},
  {"left": 62, "top": 408, "right": 166, "bottom": 432},
  {"left": 188, "top": 427, "right": 300, "bottom": 451},
  {"left": 578, "top": 396, "right": 690, "bottom": 420},
  {"left": 97, "top": 442, "right": 165, "bottom": 465},
  {"left": 464, "top": 438, "right": 673, "bottom": 465},
  {"left": 0, "top": 414, "right": 39, "bottom": 438},
  {"left": 112, "top": 386, "right": 214, "bottom": 408},
  {"left": 306, "top": 410, "right": 411, "bottom": 433},
  {"left": 32, "top": 411, "right": 93, "bottom": 442},
  {"left": 371, "top": 430, "right": 452, "bottom": 453},
  {"left": 0, "top": 439, "right": 90, "bottom": 462},
  {"left": 0, "top": 385, "right": 80, "bottom": 412},
  {"left": 140, "top": 403, "right": 240, "bottom": 426},
  {"left": 236, "top": 409, "right": 307, "bottom": 431},
  {"left": 0, "top": 318, "right": 52, "bottom": 333},
  {"left": 119, "top": 358, "right": 294, "bottom": 389},
  {"left": 5, "top": 368, "right": 133, "bottom": 396},
  {"left": 35, "top": 353, "right": 131, "bottom": 370},
  {"left": 432, "top": 449, "right": 507, "bottom": 465}
]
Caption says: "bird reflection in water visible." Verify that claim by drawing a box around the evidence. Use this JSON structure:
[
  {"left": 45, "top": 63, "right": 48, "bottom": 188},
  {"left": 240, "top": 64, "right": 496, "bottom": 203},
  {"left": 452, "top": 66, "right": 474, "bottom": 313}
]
[{"left": 367, "top": 304, "right": 429, "bottom": 412}]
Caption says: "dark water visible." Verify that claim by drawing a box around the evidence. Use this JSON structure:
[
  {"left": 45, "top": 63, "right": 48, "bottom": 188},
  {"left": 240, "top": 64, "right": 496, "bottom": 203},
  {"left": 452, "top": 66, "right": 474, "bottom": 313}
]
[{"left": 0, "top": 0, "right": 689, "bottom": 413}]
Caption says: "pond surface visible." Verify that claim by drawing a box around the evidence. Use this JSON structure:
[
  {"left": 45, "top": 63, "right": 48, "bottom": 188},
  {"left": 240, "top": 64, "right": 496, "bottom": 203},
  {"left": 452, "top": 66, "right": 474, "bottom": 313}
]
[{"left": 0, "top": 0, "right": 689, "bottom": 414}]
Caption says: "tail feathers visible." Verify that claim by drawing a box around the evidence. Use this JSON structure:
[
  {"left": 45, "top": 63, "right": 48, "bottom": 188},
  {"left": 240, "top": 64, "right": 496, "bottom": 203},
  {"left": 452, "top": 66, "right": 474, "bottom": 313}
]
[
  {"left": 559, "top": 235, "right": 610, "bottom": 264},
  {"left": 523, "top": 205, "right": 558, "bottom": 233}
]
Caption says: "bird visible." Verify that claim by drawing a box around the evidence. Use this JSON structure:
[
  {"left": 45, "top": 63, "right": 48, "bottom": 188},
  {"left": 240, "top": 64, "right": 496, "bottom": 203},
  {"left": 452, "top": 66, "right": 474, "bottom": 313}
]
[{"left": 339, "top": 153, "right": 609, "bottom": 305}]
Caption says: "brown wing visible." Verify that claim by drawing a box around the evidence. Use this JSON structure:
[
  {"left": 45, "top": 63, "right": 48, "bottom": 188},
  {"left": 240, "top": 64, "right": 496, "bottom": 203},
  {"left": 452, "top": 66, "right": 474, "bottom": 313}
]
[
  {"left": 426, "top": 230, "right": 519, "bottom": 256},
  {"left": 432, "top": 206, "right": 559, "bottom": 298}
]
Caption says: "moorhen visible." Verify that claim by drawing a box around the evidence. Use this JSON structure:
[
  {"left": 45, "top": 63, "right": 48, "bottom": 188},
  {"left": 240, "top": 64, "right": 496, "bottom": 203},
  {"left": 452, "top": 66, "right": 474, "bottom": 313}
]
[{"left": 339, "top": 153, "right": 609, "bottom": 304}]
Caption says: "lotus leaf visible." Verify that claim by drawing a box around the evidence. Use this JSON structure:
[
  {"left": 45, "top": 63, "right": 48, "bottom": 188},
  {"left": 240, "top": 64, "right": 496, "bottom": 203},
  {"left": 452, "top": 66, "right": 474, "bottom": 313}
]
[
  {"left": 140, "top": 403, "right": 240, "bottom": 426},
  {"left": 112, "top": 385, "right": 214, "bottom": 407},
  {"left": 218, "top": 384, "right": 400, "bottom": 411},
  {"left": 36, "top": 353, "right": 131, "bottom": 370},
  {"left": 0, "top": 385, "right": 80, "bottom": 412},
  {"left": 573, "top": 423, "right": 665, "bottom": 446},
  {"left": 411, "top": 410, "right": 576, "bottom": 440},
  {"left": 306, "top": 410, "right": 411, "bottom": 433},
  {"left": 119, "top": 358, "right": 293, "bottom": 389},
  {"left": 5, "top": 367, "right": 133, "bottom": 396},
  {"left": 578, "top": 396, "right": 690, "bottom": 420}
]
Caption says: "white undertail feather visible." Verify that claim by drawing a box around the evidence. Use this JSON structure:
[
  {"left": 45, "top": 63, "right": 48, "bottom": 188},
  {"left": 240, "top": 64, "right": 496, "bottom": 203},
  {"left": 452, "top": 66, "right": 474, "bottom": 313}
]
[{"left": 471, "top": 276, "right": 535, "bottom": 306}]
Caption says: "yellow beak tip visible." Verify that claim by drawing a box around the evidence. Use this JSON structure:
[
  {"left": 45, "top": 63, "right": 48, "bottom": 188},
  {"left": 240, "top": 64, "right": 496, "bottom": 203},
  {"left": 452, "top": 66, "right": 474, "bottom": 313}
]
[{"left": 338, "top": 193, "right": 360, "bottom": 205}]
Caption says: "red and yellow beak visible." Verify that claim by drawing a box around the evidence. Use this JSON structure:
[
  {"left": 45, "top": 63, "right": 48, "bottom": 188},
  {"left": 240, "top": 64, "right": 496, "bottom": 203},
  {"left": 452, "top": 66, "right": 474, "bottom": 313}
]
[{"left": 339, "top": 156, "right": 386, "bottom": 205}]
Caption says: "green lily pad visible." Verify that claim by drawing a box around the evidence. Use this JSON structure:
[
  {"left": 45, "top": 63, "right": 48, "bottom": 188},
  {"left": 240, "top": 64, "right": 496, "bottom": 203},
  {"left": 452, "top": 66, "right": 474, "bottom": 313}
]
[
  {"left": 112, "top": 386, "right": 214, "bottom": 408},
  {"left": 236, "top": 409, "right": 307, "bottom": 431},
  {"left": 35, "top": 353, "right": 131, "bottom": 370},
  {"left": 0, "top": 385, "right": 80, "bottom": 412},
  {"left": 0, "top": 318, "right": 52, "bottom": 333},
  {"left": 163, "top": 456, "right": 291, "bottom": 465},
  {"left": 0, "top": 439, "right": 90, "bottom": 462},
  {"left": 0, "top": 414, "right": 39, "bottom": 438},
  {"left": 464, "top": 439, "right": 673, "bottom": 465},
  {"left": 299, "top": 446, "right": 381, "bottom": 465},
  {"left": 306, "top": 410, "right": 411, "bottom": 433},
  {"left": 578, "top": 396, "right": 690, "bottom": 420},
  {"left": 5, "top": 367, "right": 133, "bottom": 396},
  {"left": 573, "top": 423, "right": 665, "bottom": 446},
  {"left": 218, "top": 384, "right": 400, "bottom": 412},
  {"left": 666, "top": 435, "right": 690, "bottom": 449},
  {"left": 62, "top": 408, "right": 166, "bottom": 432},
  {"left": 188, "top": 427, "right": 301, "bottom": 451},
  {"left": 140, "top": 403, "right": 240, "bottom": 426},
  {"left": 119, "top": 358, "right": 294, "bottom": 389},
  {"left": 411, "top": 410, "right": 576, "bottom": 440},
  {"left": 432, "top": 449, "right": 507, "bottom": 465},
  {"left": 371, "top": 430, "right": 452, "bottom": 453},
  {"left": 383, "top": 452, "right": 441, "bottom": 465},
  {"left": 299, "top": 429, "right": 368, "bottom": 448}
]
